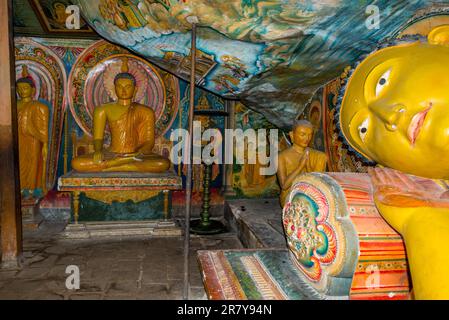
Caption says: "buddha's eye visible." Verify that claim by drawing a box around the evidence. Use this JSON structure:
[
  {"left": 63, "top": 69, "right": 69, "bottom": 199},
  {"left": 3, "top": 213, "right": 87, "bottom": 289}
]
[
  {"left": 375, "top": 69, "right": 391, "bottom": 97},
  {"left": 358, "top": 117, "right": 369, "bottom": 142}
]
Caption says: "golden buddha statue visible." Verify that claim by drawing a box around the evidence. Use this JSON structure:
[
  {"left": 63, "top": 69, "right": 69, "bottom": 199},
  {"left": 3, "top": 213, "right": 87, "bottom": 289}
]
[
  {"left": 16, "top": 66, "right": 49, "bottom": 192},
  {"left": 71, "top": 58, "right": 170, "bottom": 173},
  {"left": 277, "top": 120, "right": 327, "bottom": 207},
  {"left": 339, "top": 25, "right": 449, "bottom": 299}
]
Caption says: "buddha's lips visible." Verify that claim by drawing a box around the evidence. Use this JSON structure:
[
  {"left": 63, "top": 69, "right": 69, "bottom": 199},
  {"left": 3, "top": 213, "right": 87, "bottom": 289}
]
[{"left": 407, "top": 106, "right": 431, "bottom": 145}]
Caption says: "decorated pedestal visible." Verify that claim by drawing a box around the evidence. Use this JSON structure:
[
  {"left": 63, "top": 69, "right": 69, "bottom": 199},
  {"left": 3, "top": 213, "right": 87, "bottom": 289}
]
[
  {"left": 283, "top": 172, "right": 410, "bottom": 300},
  {"left": 58, "top": 171, "right": 182, "bottom": 223}
]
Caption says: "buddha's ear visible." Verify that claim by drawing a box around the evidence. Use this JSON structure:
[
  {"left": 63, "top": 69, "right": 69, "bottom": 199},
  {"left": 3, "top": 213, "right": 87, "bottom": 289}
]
[
  {"left": 428, "top": 25, "right": 449, "bottom": 46},
  {"left": 289, "top": 131, "right": 294, "bottom": 142}
]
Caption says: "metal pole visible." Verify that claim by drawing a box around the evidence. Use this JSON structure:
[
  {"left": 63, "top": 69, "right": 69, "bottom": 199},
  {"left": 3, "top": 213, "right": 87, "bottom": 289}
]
[
  {"left": 223, "top": 100, "right": 236, "bottom": 196},
  {"left": 183, "top": 20, "right": 197, "bottom": 300}
]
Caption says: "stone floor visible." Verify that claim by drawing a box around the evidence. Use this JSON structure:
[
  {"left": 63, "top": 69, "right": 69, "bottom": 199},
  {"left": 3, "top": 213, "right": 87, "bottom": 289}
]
[{"left": 0, "top": 221, "right": 242, "bottom": 300}]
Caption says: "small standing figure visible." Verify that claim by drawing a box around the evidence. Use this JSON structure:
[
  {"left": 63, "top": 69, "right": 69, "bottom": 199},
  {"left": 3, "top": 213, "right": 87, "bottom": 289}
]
[
  {"left": 16, "top": 65, "right": 49, "bottom": 193},
  {"left": 277, "top": 120, "right": 327, "bottom": 207}
]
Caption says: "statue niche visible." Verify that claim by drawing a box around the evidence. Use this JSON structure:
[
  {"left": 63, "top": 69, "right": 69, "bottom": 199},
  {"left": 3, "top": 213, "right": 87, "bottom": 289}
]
[
  {"left": 16, "top": 65, "right": 49, "bottom": 193},
  {"left": 71, "top": 58, "right": 170, "bottom": 173}
]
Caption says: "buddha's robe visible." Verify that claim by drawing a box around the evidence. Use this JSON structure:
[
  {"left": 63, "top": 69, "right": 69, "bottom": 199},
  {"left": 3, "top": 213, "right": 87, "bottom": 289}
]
[
  {"left": 71, "top": 104, "right": 170, "bottom": 172},
  {"left": 279, "top": 148, "right": 327, "bottom": 207},
  {"left": 17, "top": 100, "right": 49, "bottom": 190}
]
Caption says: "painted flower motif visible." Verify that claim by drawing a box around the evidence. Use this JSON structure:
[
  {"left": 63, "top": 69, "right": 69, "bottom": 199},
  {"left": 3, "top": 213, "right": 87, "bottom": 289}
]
[
  {"left": 283, "top": 183, "right": 337, "bottom": 282},
  {"left": 296, "top": 228, "right": 302, "bottom": 239}
]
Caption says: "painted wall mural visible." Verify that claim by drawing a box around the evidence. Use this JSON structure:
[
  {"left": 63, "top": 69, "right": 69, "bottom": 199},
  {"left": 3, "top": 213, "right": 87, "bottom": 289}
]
[
  {"left": 180, "top": 89, "right": 225, "bottom": 192},
  {"left": 14, "top": 36, "right": 226, "bottom": 197},
  {"left": 232, "top": 102, "right": 284, "bottom": 199},
  {"left": 30, "top": 0, "right": 94, "bottom": 35},
  {"left": 74, "top": 0, "right": 449, "bottom": 129},
  {"left": 13, "top": 0, "right": 98, "bottom": 38}
]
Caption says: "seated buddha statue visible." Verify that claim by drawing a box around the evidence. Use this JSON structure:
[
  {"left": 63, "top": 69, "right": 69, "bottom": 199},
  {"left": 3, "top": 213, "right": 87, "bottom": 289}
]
[
  {"left": 339, "top": 25, "right": 449, "bottom": 299},
  {"left": 71, "top": 58, "right": 170, "bottom": 173},
  {"left": 16, "top": 65, "right": 49, "bottom": 192},
  {"left": 277, "top": 120, "right": 327, "bottom": 207}
]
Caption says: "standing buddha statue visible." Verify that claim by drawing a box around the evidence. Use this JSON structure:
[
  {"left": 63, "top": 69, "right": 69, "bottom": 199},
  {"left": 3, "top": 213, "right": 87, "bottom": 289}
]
[{"left": 16, "top": 65, "right": 49, "bottom": 192}]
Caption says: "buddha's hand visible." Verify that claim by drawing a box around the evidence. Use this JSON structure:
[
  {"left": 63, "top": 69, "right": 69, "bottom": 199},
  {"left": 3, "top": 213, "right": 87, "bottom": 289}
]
[
  {"left": 369, "top": 167, "right": 449, "bottom": 207},
  {"left": 368, "top": 167, "right": 449, "bottom": 231},
  {"left": 299, "top": 148, "right": 310, "bottom": 166},
  {"left": 93, "top": 151, "right": 104, "bottom": 164}
]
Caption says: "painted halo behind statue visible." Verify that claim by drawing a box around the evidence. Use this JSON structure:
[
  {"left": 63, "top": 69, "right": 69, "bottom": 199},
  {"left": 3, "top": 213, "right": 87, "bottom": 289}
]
[{"left": 68, "top": 40, "right": 180, "bottom": 141}]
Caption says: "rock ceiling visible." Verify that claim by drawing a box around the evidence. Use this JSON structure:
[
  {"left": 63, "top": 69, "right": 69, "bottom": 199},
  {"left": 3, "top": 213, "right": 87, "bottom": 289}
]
[{"left": 15, "top": 0, "right": 449, "bottom": 129}]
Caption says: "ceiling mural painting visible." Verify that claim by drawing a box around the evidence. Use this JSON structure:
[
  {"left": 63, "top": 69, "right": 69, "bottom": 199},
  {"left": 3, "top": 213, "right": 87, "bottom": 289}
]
[
  {"left": 13, "top": 0, "right": 98, "bottom": 38},
  {"left": 69, "top": 1, "right": 449, "bottom": 129},
  {"left": 29, "top": 0, "right": 95, "bottom": 35}
]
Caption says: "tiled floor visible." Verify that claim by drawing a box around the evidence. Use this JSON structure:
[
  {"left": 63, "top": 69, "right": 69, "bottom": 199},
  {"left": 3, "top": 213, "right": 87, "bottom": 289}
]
[{"left": 0, "top": 222, "right": 242, "bottom": 300}]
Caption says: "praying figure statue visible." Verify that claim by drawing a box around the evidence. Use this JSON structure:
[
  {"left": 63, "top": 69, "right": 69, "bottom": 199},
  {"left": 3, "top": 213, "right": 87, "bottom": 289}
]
[
  {"left": 277, "top": 120, "right": 327, "bottom": 207},
  {"left": 16, "top": 65, "right": 49, "bottom": 192},
  {"left": 71, "top": 58, "right": 170, "bottom": 173}
]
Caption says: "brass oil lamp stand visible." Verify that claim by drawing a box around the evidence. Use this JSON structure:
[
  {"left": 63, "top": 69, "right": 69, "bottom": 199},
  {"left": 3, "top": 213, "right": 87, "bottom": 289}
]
[{"left": 190, "top": 109, "right": 228, "bottom": 235}]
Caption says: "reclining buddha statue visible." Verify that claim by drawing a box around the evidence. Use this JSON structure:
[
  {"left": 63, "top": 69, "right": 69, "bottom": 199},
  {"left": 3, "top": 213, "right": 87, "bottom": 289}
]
[
  {"left": 338, "top": 25, "right": 449, "bottom": 299},
  {"left": 71, "top": 58, "right": 170, "bottom": 173}
]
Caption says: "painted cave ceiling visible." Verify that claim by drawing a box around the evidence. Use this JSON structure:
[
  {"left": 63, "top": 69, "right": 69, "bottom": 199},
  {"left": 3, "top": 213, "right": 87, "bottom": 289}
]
[{"left": 14, "top": 0, "right": 449, "bottom": 129}]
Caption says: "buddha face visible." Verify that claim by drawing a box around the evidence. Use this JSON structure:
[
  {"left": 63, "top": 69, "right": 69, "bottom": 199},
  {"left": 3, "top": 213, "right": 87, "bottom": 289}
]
[
  {"left": 114, "top": 78, "right": 136, "bottom": 100},
  {"left": 340, "top": 34, "right": 449, "bottom": 179},
  {"left": 17, "top": 82, "right": 35, "bottom": 99},
  {"left": 290, "top": 125, "right": 313, "bottom": 149}
]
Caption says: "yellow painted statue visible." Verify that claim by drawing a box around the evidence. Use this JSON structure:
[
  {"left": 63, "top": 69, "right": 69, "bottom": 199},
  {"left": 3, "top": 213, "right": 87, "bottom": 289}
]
[
  {"left": 339, "top": 25, "right": 449, "bottom": 299},
  {"left": 277, "top": 120, "right": 327, "bottom": 207},
  {"left": 71, "top": 58, "right": 170, "bottom": 173},
  {"left": 16, "top": 66, "right": 49, "bottom": 192}
]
